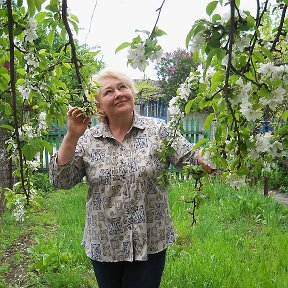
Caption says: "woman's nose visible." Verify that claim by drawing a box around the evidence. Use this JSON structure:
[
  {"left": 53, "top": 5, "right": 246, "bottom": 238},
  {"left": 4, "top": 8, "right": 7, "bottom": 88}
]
[{"left": 114, "top": 88, "right": 123, "bottom": 98}]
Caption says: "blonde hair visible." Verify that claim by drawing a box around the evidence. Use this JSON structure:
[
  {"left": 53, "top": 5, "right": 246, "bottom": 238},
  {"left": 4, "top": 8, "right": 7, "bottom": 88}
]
[{"left": 90, "top": 69, "right": 136, "bottom": 122}]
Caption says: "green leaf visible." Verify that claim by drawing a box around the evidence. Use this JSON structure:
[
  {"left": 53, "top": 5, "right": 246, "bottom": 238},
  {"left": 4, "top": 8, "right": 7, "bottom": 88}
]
[
  {"left": 206, "top": 1, "right": 218, "bottom": 16},
  {"left": 135, "top": 29, "right": 150, "bottom": 36},
  {"left": 17, "top": 0, "right": 23, "bottom": 7},
  {"left": 0, "top": 67, "right": 10, "bottom": 82},
  {"left": 68, "top": 18, "right": 79, "bottom": 34},
  {"left": 253, "top": 51, "right": 265, "bottom": 62},
  {"left": 22, "top": 143, "right": 37, "bottom": 161},
  {"left": 185, "top": 99, "right": 195, "bottom": 115},
  {"left": 38, "top": 139, "right": 52, "bottom": 154},
  {"left": 115, "top": 42, "right": 131, "bottom": 54},
  {"left": 47, "top": 29, "right": 55, "bottom": 46},
  {"left": 152, "top": 28, "right": 167, "bottom": 37},
  {"left": 35, "top": 0, "right": 43, "bottom": 11},
  {"left": 204, "top": 113, "right": 215, "bottom": 130},
  {"left": 212, "top": 14, "right": 221, "bottom": 23},
  {"left": 186, "top": 27, "right": 194, "bottom": 48},
  {"left": 27, "top": 0, "right": 36, "bottom": 16},
  {"left": 70, "top": 14, "right": 79, "bottom": 23},
  {"left": 0, "top": 124, "right": 14, "bottom": 131},
  {"left": 35, "top": 11, "right": 47, "bottom": 23},
  {"left": 192, "top": 138, "right": 209, "bottom": 151},
  {"left": 235, "top": 0, "right": 240, "bottom": 8},
  {"left": 16, "top": 68, "right": 26, "bottom": 75},
  {"left": 62, "top": 62, "right": 71, "bottom": 69},
  {"left": 260, "top": 47, "right": 273, "bottom": 61},
  {"left": 258, "top": 86, "right": 269, "bottom": 97},
  {"left": 283, "top": 110, "right": 288, "bottom": 122}
]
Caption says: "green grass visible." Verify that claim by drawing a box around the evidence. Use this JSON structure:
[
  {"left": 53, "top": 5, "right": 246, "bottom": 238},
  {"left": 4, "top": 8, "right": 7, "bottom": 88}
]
[{"left": 0, "top": 175, "right": 287, "bottom": 288}]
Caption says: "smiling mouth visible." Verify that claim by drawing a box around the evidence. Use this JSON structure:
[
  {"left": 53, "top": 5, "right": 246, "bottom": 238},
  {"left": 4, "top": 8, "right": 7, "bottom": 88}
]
[{"left": 114, "top": 101, "right": 126, "bottom": 106}]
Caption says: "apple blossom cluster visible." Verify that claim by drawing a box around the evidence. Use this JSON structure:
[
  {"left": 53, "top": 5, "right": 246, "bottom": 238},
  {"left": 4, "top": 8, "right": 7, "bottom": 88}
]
[
  {"left": 24, "top": 53, "right": 38, "bottom": 68},
  {"left": 127, "top": 42, "right": 163, "bottom": 72},
  {"left": 168, "top": 82, "right": 190, "bottom": 123},
  {"left": 189, "top": 32, "right": 206, "bottom": 53},
  {"left": 127, "top": 43, "right": 148, "bottom": 72},
  {"left": 253, "top": 132, "right": 286, "bottom": 158},
  {"left": 18, "top": 85, "right": 31, "bottom": 100},
  {"left": 24, "top": 18, "right": 38, "bottom": 43},
  {"left": 10, "top": 187, "right": 38, "bottom": 221},
  {"left": 38, "top": 111, "right": 48, "bottom": 130},
  {"left": 19, "top": 124, "right": 39, "bottom": 138},
  {"left": 258, "top": 63, "right": 288, "bottom": 110},
  {"left": 12, "top": 196, "right": 26, "bottom": 221}
]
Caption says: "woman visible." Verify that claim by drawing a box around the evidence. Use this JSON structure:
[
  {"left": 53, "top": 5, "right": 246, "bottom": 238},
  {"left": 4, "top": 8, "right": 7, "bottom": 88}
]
[{"left": 49, "top": 69, "right": 210, "bottom": 288}]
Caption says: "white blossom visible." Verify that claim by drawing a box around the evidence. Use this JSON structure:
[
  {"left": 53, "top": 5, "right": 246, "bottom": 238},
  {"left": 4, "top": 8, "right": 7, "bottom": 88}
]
[
  {"left": 149, "top": 49, "right": 163, "bottom": 62},
  {"left": 27, "top": 160, "right": 40, "bottom": 171},
  {"left": 240, "top": 103, "right": 262, "bottom": 122},
  {"left": 24, "top": 54, "right": 38, "bottom": 68},
  {"left": 131, "top": 57, "right": 149, "bottom": 72},
  {"left": 28, "top": 18, "right": 37, "bottom": 30},
  {"left": 18, "top": 85, "right": 30, "bottom": 100},
  {"left": 202, "top": 149, "right": 216, "bottom": 169},
  {"left": 12, "top": 198, "right": 26, "bottom": 222},
  {"left": 168, "top": 104, "right": 181, "bottom": 116},
  {"left": 226, "top": 174, "right": 246, "bottom": 189},
  {"left": 270, "top": 141, "right": 286, "bottom": 157},
  {"left": 25, "top": 28, "right": 37, "bottom": 43},
  {"left": 38, "top": 111, "right": 48, "bottom": 130},
  {"left": 25, "top": 17, "right": 38, "bottom": 43},
  {"left": 21, "top": 124, "right": 36, "bottom": 138},
  {"left": 259, "top": 86, "right": 285, "bottom": 110},
  {"left": 189, "top": 33, "right": 205, "bottom": 53},
  {"left": 234, "top": 34, "right": 250, "bottom": 52},
  {"left": 255, "top": 132, "right": 272, "bottom": 153},
  {"left": 177, "top": 83, "right": 190, "bottom": 100},
  {"left": 258, "top": 62, "right": 276, "bottom": 78}
]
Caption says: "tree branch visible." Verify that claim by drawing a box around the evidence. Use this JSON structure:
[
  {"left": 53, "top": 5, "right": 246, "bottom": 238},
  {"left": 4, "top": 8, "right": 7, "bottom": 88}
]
[
  {"left": 61, "top": 0, "right": 87, "bottom": 102},
  {"left": 224, "top": 1, "right": 241, "bottom": 149},
  {"left": 270, "top": 4, "right": 287, "bottom": 52},
  {"left": 7, "top": 0, "right": 28, "bottom": 201}
]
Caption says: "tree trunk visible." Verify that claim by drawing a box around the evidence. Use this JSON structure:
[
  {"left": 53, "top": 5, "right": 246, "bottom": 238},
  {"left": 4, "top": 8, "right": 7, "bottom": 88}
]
[
  {"left": 263, "top": 176, "right": 269, "bottom": 196},
  {"left": 0, "top": 126, "right": 13, "bottom": 214}
]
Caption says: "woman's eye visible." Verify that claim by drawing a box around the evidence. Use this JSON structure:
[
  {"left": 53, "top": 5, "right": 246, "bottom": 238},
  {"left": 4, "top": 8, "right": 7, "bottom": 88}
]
[
  {"left": 119, "top": 85, "right": 127, "bottom": 90},
  {"left": 104, "top": 90, "right": 113, "bottom": 96}
]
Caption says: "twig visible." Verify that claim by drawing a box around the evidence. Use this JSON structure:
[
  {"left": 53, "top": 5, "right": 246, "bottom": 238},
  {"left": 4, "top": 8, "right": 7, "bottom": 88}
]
[
  {"left": 270, "top": 4, "right": 287, "bottom": 52},
  {"left": 224, "top": 0, "right": 242, "bottom": 163},
  {"left": 61, "top": 0, "right": 87, "bottom": 102},
  {"left": 85, "top": 0, "right": 98, "bottom": 42},
  {"left": 150, "top": 0, "right": 166, "bottom": 38}
]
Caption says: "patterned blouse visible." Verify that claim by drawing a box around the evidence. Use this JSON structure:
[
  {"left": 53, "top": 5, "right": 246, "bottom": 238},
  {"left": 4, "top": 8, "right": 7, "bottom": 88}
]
[{"left": 49, "top": 113, "right": 198, "bottom": 262}]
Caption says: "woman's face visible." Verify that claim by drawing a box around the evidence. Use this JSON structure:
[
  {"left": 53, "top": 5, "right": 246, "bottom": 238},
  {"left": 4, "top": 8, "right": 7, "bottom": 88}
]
[{"left": 97, "top": 76, "right": 134, "bottom": 120}]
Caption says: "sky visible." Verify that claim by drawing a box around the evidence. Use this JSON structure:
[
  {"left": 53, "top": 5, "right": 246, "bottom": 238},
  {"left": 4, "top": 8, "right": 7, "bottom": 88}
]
[{"left": 67, "top": 0, "right": 258, "bottom": 80}]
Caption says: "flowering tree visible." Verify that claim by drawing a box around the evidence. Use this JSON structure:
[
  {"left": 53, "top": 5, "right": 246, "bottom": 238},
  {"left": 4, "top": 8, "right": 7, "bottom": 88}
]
[
  {"left": 0, "top": 0, "right": 102, "bottom": 220},
  {"left": 119, "top": 0, "right": 288, "bottom": 196},
  {"left": 155, "top": 49, "right": 197, "bottom": 104}
]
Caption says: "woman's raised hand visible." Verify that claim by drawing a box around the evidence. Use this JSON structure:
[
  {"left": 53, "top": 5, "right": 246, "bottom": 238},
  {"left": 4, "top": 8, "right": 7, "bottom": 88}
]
[{"left": 67, "top": 108, "right": 91, "bottom": 140}]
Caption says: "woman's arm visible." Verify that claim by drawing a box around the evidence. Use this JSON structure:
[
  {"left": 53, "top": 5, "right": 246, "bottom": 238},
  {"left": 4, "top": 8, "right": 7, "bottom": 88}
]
[
  {"left": 57, "top": 108, "right": 91, "bottom": 165},
  {"left": 49, "top": 108, "right": 91, "bottom": 189}
]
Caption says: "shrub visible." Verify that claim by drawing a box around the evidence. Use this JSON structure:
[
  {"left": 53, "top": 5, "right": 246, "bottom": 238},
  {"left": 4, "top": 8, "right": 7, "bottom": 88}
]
[{"left": 269, "top": 161, "right": 288, "bottom": 193}]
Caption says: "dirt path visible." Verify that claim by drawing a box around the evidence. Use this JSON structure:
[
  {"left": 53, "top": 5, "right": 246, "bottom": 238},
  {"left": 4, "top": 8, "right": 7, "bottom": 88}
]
[{"left": 269, "top": 190, "right": 288, "bottom": 207}]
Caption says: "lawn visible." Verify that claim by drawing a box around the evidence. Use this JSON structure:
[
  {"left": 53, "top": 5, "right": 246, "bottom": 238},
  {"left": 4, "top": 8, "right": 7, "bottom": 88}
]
[{"left": 0, "top": 174, "right": 287, "bottom": 287}]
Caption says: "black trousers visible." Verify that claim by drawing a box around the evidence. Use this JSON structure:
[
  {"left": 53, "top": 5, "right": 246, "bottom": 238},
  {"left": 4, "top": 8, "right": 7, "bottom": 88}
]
[{"left": 90, "top": 249, "right": 167, "bottom": 288}]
